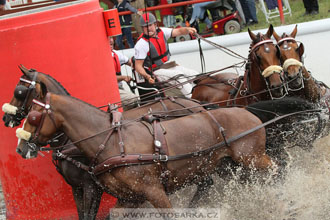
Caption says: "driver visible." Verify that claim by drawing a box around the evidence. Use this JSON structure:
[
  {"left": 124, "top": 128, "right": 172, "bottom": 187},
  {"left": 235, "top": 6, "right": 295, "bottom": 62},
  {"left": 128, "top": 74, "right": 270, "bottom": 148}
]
[{"left": 134, "top": 13, "right": 199, "bottom": 98}]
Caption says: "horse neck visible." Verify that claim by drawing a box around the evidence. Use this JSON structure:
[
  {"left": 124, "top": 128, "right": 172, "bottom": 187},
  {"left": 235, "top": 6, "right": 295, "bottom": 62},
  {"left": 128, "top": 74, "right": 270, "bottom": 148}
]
[
  {"left": 52, "top": 94, "right": 109, "bottom": 158},
  {"left": 38, "top": 74, "right": 69, "bottom": 96},
  {"left": 248, "top": 62, "right": 267, "bottom": 99},
  {"left": 301, "top": 66, "right": 321, "bottom": 102}
]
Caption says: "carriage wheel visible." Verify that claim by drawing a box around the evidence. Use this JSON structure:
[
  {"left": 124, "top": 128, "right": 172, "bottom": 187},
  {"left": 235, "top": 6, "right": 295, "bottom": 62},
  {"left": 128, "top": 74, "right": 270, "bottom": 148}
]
[{"left": 224, "top": 20, "right": 241, "bottom": 34}]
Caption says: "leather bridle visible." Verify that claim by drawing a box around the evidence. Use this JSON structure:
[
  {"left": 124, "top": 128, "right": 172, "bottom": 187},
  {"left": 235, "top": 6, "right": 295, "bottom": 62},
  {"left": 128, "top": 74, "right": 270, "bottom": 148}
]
[
  {"left": 12, "top": 72, "right": 40, "bottom": 122},
  {"left": 25, "top": 93, "right": 58, "bottom": 151},
  {"left": 248, "top": 38, "right": 287, "bottom": 99},
  {"left": 277, "top": 36, "right": 305, "bottom": 91}
]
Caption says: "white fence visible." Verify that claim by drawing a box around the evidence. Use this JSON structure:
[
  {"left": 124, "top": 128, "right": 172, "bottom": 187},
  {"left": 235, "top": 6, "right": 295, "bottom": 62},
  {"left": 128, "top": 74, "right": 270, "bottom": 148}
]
[{"left": 120, "top": 18, "right": 330, "bottom": 87}]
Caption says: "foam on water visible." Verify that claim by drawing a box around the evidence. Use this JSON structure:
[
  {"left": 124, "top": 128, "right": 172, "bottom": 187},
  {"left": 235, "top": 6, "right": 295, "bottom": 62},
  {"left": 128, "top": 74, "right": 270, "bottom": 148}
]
[
  {"left": 169, "top": 135, "right": 330, "bottom": 220},
  {"left": 0, "top": 136, "right": 329, "bottom": 219}
]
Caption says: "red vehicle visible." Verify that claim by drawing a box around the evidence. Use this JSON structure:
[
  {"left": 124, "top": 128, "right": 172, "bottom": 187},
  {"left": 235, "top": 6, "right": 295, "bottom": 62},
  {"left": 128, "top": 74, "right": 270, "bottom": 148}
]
[{"left": 174, "top": 0, "right": 242, "bottom": 41}]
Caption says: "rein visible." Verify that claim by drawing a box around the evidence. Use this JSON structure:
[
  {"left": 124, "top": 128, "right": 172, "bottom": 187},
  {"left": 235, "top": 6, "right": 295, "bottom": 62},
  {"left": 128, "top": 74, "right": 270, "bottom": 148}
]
[{"left": 90, "top": 108, "right": 321, "bottom": 176}]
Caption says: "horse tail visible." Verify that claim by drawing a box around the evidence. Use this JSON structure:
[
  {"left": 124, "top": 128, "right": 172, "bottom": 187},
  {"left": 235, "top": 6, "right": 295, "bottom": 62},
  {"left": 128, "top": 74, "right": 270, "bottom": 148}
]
[{"left": 245, "top": 97, "right": 316, "bottom": 123}]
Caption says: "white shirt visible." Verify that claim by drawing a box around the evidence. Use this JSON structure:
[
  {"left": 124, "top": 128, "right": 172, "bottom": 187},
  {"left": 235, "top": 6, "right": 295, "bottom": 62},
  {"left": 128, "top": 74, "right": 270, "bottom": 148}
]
[
  {"left": 134, "top": 27, "right": 173, "bottom": 60},
  {"left": 112, "top": 49, "right": 129, "bottom": 65}
]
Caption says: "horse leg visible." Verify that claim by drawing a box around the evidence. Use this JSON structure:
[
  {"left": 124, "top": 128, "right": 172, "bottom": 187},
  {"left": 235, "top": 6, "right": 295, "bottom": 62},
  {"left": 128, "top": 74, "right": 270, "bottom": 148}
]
[
  {"left": 82, "top": 181, "right": 103, "bottom": 220},
  {"left": 71, "top": 186, "right": 84, "bottom": 220},
  {"left": 188, "top": 176, "right": 214, "bottom": 208}
]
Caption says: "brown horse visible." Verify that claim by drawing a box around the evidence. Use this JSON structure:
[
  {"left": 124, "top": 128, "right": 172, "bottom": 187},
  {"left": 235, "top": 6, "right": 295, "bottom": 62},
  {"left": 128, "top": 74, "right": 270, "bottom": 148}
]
[
  {"left": 191, "top": 25, "right": 286, "bottom": 106},
  {"left": 16, "top": 92, "right": 274, "bottom": 213},
  {"left": 2, "top": 66, "right": 207, "bottom": 219},
  {"left": 273, "top": 25, "right": 330, "bottom": 103}
]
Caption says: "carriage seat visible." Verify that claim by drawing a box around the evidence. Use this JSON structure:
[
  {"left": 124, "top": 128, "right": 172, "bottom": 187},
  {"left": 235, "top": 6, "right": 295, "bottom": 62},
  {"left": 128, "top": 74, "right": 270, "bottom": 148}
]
[{"left": 204, "top": 0, "right": 235, "bottom": 11}]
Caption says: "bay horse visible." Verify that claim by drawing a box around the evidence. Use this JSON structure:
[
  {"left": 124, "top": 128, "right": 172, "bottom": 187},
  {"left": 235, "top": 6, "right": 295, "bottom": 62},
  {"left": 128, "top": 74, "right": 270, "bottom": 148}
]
[
  {"left": 16, "top": 91, "right": 275, "bottom": 214},
  {"left": 2, "top": 65, "right": 207, "bottom": 219},
  {"left": 273, "top": 25, "right": 330, "bottom": 103},
  {"left": 272, "top": 25, "right": 330, "bottom": 146},
  {"left": 191, "top": 25, "right": 286, "bottom": 106}
]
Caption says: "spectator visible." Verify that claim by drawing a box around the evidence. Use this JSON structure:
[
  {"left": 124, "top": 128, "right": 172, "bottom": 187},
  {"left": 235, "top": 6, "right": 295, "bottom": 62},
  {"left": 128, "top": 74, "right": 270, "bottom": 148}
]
[
  {"left": 188, "top": 2, "right": 213, "bottom": 32},
  {"left": 114, "top": 0, "right": 143, "bottom": 49},
  {"left": 239, "top": 0, "right": 258, "bottom": 25},
  {"left": 0, "top": 0, "right": 11, "bottom": 11},
  {"left": 302, "top": 0, "right": 319, "bottom": 16},
  {"left": 109, "top": 37, "right": 138, "bottom": 110},
  {"left": 160, "top": 0, "right": 176, "bottom": 28},
  {"left": 130, "top": 0, "right": 145, "bottom": 36},
  {"left": 134, "top": 13, "right": 199, "bottom": 98}
]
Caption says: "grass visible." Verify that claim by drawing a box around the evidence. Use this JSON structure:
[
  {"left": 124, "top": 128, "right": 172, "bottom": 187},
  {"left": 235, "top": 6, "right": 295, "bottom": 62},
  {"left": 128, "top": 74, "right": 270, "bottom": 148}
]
[{"left": 242, "top": 0, "right": 330, "bottom": 31}]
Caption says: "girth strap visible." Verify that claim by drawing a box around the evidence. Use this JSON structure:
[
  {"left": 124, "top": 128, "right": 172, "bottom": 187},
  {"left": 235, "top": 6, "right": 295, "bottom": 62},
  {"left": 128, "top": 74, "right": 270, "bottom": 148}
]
[
  {"left": 153, "top": 119, "right": 168, "bottom": 155},
  {"left": 89, "top": 106, "right": 123, "bottom": 169},
  {"left": 205, "top": 111, "right": 229, "bottom": 147}
]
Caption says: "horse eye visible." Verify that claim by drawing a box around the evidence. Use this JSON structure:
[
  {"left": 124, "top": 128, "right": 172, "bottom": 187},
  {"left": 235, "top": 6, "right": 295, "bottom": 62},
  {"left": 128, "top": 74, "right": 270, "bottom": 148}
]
[{"left": 14, "top": 85, "right": 28, "bottom": 101}]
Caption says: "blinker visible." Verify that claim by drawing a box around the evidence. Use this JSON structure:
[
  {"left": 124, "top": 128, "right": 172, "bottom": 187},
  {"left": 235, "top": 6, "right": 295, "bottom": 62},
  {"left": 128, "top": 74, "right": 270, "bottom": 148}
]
[
  {"left": 27, "top": 110, "right": 43, "bottom": 127},
  {"left": 14, "top": 85, "right": 28, "bottom": 100}
]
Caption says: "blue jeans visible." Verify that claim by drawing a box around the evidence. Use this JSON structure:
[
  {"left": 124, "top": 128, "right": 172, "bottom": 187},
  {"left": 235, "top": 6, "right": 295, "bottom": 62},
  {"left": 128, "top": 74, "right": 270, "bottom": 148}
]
[
  {"left": 239, "top": 0, "right": 258, "bottom": 22},
  {"left": 189, "top": 2, "right": 213, "bottom": 28},
  {"left": 116, "top": 27, "right": 135, "bottom": 49}
]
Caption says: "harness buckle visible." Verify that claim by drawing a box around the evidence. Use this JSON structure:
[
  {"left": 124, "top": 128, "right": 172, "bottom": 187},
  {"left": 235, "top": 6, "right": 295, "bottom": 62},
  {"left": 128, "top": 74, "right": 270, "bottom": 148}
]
[{"left": 159, "top": 154, "right": 168, "bottom": 162}]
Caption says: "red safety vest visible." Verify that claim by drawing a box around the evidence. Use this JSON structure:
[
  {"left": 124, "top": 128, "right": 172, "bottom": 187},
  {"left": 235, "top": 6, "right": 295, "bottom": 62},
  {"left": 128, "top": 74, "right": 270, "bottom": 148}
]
[
  {"left": 138, "top": 28, "right": 170, "bottom": 69},
  {"left": 112, "top": 51, "right": 121, "bottom": 75}
]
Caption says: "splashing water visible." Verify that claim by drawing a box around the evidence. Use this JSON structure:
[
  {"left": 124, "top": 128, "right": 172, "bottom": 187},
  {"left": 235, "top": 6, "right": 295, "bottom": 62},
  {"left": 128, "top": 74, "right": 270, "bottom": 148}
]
[
  {"left": 168, "top": 135, "right": 330, "bottom": 220},
  {"left": 0, "top": 135, "right": 329, "bottom": 219}
]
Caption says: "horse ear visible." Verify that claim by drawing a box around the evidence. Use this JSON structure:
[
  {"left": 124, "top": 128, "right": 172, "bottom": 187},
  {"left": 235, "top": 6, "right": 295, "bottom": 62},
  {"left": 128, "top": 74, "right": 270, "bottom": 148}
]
[
  {"left": 272, "top": 28, "right": 281, "bottom": 42},
  {"left": 265, "top": 24, "right": 274, "bottom": 39},
  {"left": 19, "top": 64, "right": 29, "bottom": 76},
  {"left": 40, "top": 82, "right": 48, "bottom": 99},
  {"left": 248, "top": 28, "right": 257, "bottom": 41},
  {"left": 290, "top": 24, "right": 298, "bottom": 38},
  {"left": 297, "top": 42, "right": 305, "bottom": 59}
]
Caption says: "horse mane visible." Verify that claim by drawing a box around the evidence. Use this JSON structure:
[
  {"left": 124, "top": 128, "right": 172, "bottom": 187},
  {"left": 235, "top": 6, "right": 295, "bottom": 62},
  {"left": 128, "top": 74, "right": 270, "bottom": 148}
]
[
  {"left": 26, "top": 70, "right": 71, "bottom": 96},
  {"left": 66, "top": 95, "right": 107, "bottom": 114}
]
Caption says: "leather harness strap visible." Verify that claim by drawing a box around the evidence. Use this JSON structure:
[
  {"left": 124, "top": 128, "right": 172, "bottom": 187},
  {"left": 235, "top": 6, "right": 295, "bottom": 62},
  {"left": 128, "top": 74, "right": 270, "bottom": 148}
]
[{"left": 205, "top": 111, "right": 229, "bottom": 147}]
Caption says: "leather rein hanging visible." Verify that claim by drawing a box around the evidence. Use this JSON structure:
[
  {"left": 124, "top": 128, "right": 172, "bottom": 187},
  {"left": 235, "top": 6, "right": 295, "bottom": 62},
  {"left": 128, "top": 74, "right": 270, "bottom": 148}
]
[{"left": 30, "top": 94, "right": 321, "bottom": 177}]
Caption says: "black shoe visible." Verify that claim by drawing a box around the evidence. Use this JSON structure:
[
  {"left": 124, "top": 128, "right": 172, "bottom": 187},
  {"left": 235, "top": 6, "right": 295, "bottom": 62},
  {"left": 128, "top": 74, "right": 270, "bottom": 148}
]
[
  {"left": 311, "top": 10, "right": 319, "bottom": 15},
  {"left": 303, "top": 11, "right": 310, "bottom": 16},
  {"left": 246, "top": 20, "right": 258, "bottom": 26}
]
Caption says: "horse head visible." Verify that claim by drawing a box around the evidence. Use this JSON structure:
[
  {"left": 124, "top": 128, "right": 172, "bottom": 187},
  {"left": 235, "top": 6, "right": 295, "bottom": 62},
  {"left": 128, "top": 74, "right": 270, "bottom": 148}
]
[
  {"left": 16, "top": 93, "right": 60, "bottom": 159},
  {"left": 2, "top": 65, "right": 50, "bottom": 127},
  {"left": 2, "top": 65, "right": 69, "bottom": 127},
  {"left": 248, "top": 24, "right": 286, "bottom": 100},
  {"left": 273, "top": 25, "right": 305, "bottom": 91}
]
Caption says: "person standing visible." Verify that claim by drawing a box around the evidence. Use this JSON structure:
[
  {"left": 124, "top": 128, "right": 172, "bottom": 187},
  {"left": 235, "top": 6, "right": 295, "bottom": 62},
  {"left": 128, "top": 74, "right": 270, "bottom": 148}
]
[
  {"left": 134, "top": 13, "right": 199, "bottom": 98},
  {"left": 0, "top": 0, "right": 11, "bottom": 11},
  {"left": 114, "top": 0, "right": 143, "bottom": 49},
  {"left": 130, "top": 0, "right": 145, "bottom": 36},
  {"left": 302, "top": 0, "right": 319, "bottom": 15},
  {"left": 239, "top": 0, "right": 258, "bottom": 25},
  {"left": 109, "top": 37, "right": 138, "bottom": 110},
  {"left": 160, "top": 0, "right": 176, "bottom": 28}
]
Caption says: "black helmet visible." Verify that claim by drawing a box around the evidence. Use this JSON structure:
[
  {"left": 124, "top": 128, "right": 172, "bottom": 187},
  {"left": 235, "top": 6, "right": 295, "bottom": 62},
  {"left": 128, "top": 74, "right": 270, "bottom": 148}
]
[{"left": 140, "top": 13, "right": 157, "bottom": 27}]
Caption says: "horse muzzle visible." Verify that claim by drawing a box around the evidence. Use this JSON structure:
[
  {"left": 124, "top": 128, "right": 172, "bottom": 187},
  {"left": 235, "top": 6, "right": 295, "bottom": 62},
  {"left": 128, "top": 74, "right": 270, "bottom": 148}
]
[
  {"left": 16, "top": 141, "right": 38, "bottom": 159},
  {"left": 3, "top": 114, "right": 22, "bottom": 127}
]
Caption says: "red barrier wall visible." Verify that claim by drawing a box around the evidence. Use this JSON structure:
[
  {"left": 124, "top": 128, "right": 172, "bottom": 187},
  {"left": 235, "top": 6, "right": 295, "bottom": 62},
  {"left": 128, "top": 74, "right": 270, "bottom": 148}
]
[{"left": 0, "top": 0, "right": 119, "bottom": 219}]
